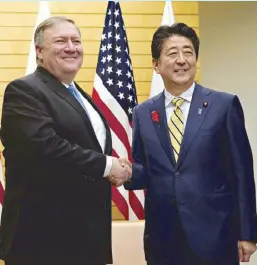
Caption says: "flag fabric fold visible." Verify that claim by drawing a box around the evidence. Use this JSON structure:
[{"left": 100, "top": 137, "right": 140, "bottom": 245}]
[
  {"left": 26, "top": 1, "right": 51, "bottom": 75},
  {"left": 92, "top": 1, "right": 145, "bottom": 220},
  {"left": 150, "top": 1, "right": 175, "bottom": 98}
]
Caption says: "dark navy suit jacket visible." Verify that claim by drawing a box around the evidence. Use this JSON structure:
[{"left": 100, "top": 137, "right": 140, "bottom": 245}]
[{"left": 125, "top": 83, "right": 257, "bottom": 263}]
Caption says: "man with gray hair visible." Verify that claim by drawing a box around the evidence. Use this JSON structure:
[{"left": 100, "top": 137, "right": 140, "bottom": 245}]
[{"left": 0, "top": 16, "right": 131, "bottom": 265}]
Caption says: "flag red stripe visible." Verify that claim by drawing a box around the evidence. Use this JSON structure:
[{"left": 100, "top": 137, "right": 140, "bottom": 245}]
[
  {"left": 129, "top": 190, "right": 145, "bottom": 220},
  {"left": 112, "top": 185, "right": 129, "bottom": 220},
  {"left": 92, "top": 88, "right": 132, "bottom": 161},
  {"left": 112, "top": 149, "right": 119, "bottom": 158}
]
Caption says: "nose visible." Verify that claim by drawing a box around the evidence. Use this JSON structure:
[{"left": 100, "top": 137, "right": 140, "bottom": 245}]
[
  {"left": 176, "top": 52, "right": 186, "bottom": 64},
  {"left": 64, "top": 40, "right": 76, "bottom": 52}
]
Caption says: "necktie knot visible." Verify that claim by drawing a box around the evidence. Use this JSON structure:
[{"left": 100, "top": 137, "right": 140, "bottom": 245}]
[
  {"left": 171, "top": 97, "right": 184, "bottom": 108},
  {"left": 68, "top": 84, "right": 76, "bottom": 96},
  {"left": 68, "top": 84, "right": 75, "bottom": 90}
]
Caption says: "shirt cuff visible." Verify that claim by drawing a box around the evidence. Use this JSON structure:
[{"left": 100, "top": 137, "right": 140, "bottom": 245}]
[{"left": 103, "top": 155, "right": 113, "bottom": 177}]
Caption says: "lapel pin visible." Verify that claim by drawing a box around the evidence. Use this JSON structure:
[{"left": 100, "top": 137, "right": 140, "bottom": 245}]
[
  {"left": 198, "top": 108, "right": 202, "bottom": 115},
  {"left": 203, "top": 101, "right": 208, "bottom": 108},
  {"left": 151, "top": 110, "right": 160, "bottom": 125}
]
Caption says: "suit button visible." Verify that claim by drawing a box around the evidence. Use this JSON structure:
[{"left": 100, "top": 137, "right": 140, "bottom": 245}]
[{"left": 175, "top": 172, "right": 180, "bottom": 178}]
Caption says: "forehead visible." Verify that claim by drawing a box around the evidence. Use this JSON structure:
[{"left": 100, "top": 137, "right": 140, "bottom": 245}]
[
  {"left": 43, "top": 21, "right": 80, "bottom": 39},
  {"left": 162, "top": 35, "right": 194, "bottom": 51}
]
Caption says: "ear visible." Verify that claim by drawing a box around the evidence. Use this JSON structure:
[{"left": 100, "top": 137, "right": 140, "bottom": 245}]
[
  {"left": 152, "top": 58, "right": 160, "bottom": 74},
  {"left": 35, "top": 45, "right": 43, "bottom": 61}
]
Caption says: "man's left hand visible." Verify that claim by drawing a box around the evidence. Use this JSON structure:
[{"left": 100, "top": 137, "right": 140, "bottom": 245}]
[{"left": 238, "top": 240, "right": 257, "bottom": 262}]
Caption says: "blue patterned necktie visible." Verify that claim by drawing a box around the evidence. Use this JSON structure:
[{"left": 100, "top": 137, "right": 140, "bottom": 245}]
[{"left": 67, "top": 84, "right": 90, "bottom": 118}]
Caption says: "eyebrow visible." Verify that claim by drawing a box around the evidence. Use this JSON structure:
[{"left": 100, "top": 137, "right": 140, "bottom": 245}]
[
  {"left": 167, "top": 45, "right": 193, "bottom": 51},
  {"left": 166, "top": 46, "right": 193, "bottom": 55},
  {"left": 183, "top": 45, "right": 193, "bottom": 50},
  {"left": 52, "top": 36, "right": 81, "bottom": 40}
]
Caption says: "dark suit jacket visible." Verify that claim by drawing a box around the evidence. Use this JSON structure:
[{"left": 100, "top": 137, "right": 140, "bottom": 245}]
[
  {"left": 0, "top": 66, "right": 113, "bottom": 264},
  {"left": 125, "top": 83, "right": 257, "bottom": 263}
]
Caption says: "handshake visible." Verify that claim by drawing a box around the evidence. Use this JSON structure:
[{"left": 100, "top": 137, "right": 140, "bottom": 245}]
[{"left": 107, "top": 157, "right": 132, "bottom": 187}]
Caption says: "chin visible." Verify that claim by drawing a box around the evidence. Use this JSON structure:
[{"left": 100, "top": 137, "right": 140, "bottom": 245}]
[
  {"left": 62, "top": 60, "right": 81, "bottom": 69},
  {"left": 63, "top": 66, "right": 79, "bottom": 73},
  {"left": 174, "top": 79, "right": 190, "bottom": 85}
]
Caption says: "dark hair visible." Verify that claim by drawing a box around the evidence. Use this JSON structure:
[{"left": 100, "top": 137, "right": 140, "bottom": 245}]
[{"left": 151, "top": 23, "right": 200, "bottom": 60}]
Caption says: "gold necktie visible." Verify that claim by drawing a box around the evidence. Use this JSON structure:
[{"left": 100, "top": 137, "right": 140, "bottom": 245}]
[{"left": 168, "top": 97, "right": 185, "bottom": 162}]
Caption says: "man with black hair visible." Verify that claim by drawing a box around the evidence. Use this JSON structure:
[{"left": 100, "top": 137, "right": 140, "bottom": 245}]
[{"left": 125, "top": 23, "right": 257, "bottom": 265}]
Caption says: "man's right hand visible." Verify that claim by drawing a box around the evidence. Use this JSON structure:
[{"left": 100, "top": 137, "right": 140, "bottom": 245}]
[
  {"left": 238, "top": 240, "right": 257, "bottom": 262},
  {"left": 107, "top": 157, "right": 132, "bottom": 187}
]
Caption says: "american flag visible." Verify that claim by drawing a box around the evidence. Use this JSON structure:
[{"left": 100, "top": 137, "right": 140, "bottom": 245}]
[{"left": 92, "top": 1, "right": 145, "bottom": 220}]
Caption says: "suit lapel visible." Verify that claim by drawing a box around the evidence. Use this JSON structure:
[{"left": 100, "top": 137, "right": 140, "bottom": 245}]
[
  {"left": 35, "top": 67, "right": 91, "bottom": 123},
  {"left": 35, "top": 67, "right": 110, "bottom": 153},
  {"left": 151, "top": 92, "right": 176, "bottom": 166},
  {"left": 176, "top": 83, "right": 212, "bottom": 167}
]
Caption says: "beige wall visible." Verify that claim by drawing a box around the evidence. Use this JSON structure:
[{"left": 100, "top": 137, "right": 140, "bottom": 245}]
[
  {"left": 0, "top": 1, "right": 200, "bottom": 220},
  {"left": 199, "top": 2, "right": 257, "bottom": 263}
]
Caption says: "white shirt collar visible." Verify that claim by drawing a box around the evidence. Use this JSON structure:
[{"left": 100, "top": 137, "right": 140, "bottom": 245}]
[
  {"left": 164, "top": 82, "right": 195, "bottom": 107},
  {"left": 62, "top": 81, "right": 76, "bottom": 89}
]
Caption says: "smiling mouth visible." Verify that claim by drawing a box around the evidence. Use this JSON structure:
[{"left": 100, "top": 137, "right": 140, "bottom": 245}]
[{"left": 175, "top": 69, "right": 188, "bottom": 73}]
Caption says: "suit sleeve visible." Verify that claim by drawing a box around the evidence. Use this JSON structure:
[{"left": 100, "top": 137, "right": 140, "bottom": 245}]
[
  {"left": 226, "top": 95, "right": 257, "bottom": 241},
  {"left": 124, "top": 106, "right": 148, "bottom": 190},
  {"left": 1, "top": 79, "right": 107, "bottom": 179}
]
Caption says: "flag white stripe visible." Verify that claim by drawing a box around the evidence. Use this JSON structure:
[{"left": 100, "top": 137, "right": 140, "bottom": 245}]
[
  {"left": 128, "top": 199, "right": 139, "bottom": 221},
  {"left": 94, "top": 74, "right": 132, "bottom": 145},
  {"left": 111, "top": 129, "right": 128, "bottom": 158},
  {"left": 133, "top": 190, "right": 145, "bottom": 207}
]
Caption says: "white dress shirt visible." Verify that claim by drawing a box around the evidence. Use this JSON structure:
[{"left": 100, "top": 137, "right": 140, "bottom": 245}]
[
  {"left": 164, "top": 82, "right": 195, "bottom": 129},
  {"left": 63, "top": 82, "right": 112, "bottom": 176}
]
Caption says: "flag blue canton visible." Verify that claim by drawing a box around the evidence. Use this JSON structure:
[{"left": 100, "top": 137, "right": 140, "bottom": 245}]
[{"left": 96, "top": 1, "right": 138, "bottom": 122}]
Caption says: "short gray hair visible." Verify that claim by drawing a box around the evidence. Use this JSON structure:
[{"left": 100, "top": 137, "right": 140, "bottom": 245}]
[
  {"left": 34, "top": 16, "right": 81, "bottom": 48},
  {"left": 34, "top": 16, "right": 81, "bottom": 65}
]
